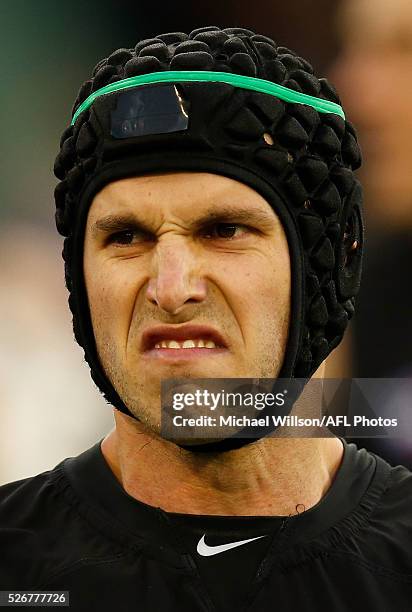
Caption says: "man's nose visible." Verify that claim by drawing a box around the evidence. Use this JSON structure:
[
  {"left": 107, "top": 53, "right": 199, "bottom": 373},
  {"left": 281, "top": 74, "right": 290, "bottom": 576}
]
[{"left": 145, "top": 238, "right": 208, "bottom": 315}]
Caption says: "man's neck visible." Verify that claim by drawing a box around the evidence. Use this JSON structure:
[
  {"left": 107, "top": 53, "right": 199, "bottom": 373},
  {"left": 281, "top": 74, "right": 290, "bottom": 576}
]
[{"left": 101, "top": 413, "right": 344, "bottom": 516}]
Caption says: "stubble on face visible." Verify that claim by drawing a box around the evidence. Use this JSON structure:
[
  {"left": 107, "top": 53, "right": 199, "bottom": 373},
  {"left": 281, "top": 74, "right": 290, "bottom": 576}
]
[{"left": 84, "top": 173, "right": 291, "bottom": 434}]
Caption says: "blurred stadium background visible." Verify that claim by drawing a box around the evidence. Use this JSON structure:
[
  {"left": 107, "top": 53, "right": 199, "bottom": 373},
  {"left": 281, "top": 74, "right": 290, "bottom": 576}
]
[{"left": 1, "top": 0, "right": 411, "bottom": 483}]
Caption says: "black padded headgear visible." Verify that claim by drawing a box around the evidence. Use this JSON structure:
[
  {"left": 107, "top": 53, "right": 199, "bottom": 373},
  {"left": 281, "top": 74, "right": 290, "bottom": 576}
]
[{"left": 54, "top": 27, "right": 363, "bottom": 451}]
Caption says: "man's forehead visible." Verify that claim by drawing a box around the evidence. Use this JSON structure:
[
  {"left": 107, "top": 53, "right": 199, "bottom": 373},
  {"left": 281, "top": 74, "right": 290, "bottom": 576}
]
[{"left": 88, "top": 172, "right": 280, "bottom": 227}]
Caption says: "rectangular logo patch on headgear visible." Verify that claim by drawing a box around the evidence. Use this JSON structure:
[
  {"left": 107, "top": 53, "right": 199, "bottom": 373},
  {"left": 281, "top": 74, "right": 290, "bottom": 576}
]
[{"left": 110, "top": 83, "right": 190, "bottom": 139}]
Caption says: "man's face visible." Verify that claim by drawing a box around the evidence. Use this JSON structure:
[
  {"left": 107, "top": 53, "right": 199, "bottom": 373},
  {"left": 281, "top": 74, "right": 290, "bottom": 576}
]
[{"left": 84, "top": 172, "right": 291, "bottom": 432}]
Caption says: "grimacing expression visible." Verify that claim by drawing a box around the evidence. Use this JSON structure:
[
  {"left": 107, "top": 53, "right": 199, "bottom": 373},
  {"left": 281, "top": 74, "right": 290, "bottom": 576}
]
[{"left": 84, "top": 172, "right": 291, "bottom": 433}]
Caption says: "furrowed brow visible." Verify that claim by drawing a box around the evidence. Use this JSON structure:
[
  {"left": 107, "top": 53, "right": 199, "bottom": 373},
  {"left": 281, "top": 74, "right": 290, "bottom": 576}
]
[
  {"left": 193, "top": 206, "right": 278, "bottom": 231},
  {"left": 91, "top": 214, "right": 152, "bottom": 238},
  {"left": 91, "top": 205, "right": 278, "bottom": 238}
]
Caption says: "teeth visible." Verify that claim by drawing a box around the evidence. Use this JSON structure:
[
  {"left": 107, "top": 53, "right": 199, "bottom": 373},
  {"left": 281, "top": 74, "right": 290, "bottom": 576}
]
[
  {"left": 168, "top": 340, "right": 180, "bottom": 349},
  {"left": 182, "top": 340, "right": 196, "bottom": 348},
  {"left": 154, "top": 338, "right": 218, "bottom": 349}
]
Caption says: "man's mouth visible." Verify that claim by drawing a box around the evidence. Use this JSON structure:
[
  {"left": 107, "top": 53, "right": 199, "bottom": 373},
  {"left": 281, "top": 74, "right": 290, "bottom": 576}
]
[
  {"left": 141, "top": 324, "right": 229, "bottom": 360},
  {"left": 154, "top": 339, "right": 218, "bottom": 349}
]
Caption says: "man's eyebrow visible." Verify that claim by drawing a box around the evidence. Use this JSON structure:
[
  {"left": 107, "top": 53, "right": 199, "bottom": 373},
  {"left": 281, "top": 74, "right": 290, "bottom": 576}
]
[
  {"left": 91, "top": 206, "right": 277, "bottom": 237},
  {"left": 193, "top": 206, "right": 277, "bottom": 229},
  {"left": 91, "top": 214, "right": 152, "bottom": 237}
]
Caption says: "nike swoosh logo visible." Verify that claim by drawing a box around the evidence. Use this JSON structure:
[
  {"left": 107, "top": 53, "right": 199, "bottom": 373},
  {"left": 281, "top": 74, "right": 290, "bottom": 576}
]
[{"left": 197, "top": 534, "right": 267, "bottom": 557}]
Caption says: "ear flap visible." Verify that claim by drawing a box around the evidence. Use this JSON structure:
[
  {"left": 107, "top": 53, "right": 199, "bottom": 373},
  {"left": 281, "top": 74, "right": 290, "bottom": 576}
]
[{"left": 335, "top": 180, "right": 364, "bottom": 301}]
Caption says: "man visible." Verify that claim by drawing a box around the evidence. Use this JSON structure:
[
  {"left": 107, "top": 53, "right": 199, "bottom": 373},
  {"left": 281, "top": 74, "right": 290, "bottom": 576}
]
[{"left": 1, "top": 26, "right": 411, "bottom": 611}]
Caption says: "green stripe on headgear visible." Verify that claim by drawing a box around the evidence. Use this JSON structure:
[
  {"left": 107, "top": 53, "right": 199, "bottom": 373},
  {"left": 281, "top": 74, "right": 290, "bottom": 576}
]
[{"left": 71, "top": 70, "right": 345, "bottom": 125}]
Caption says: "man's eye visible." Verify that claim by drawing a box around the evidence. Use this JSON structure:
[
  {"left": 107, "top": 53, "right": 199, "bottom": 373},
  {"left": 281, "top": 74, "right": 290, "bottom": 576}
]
[
  {"left": 203, "top": 223, "right": 249, "bottom": 240},
  {"left": 107, "top": 230, "right": 149, "bottom": 245}
]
